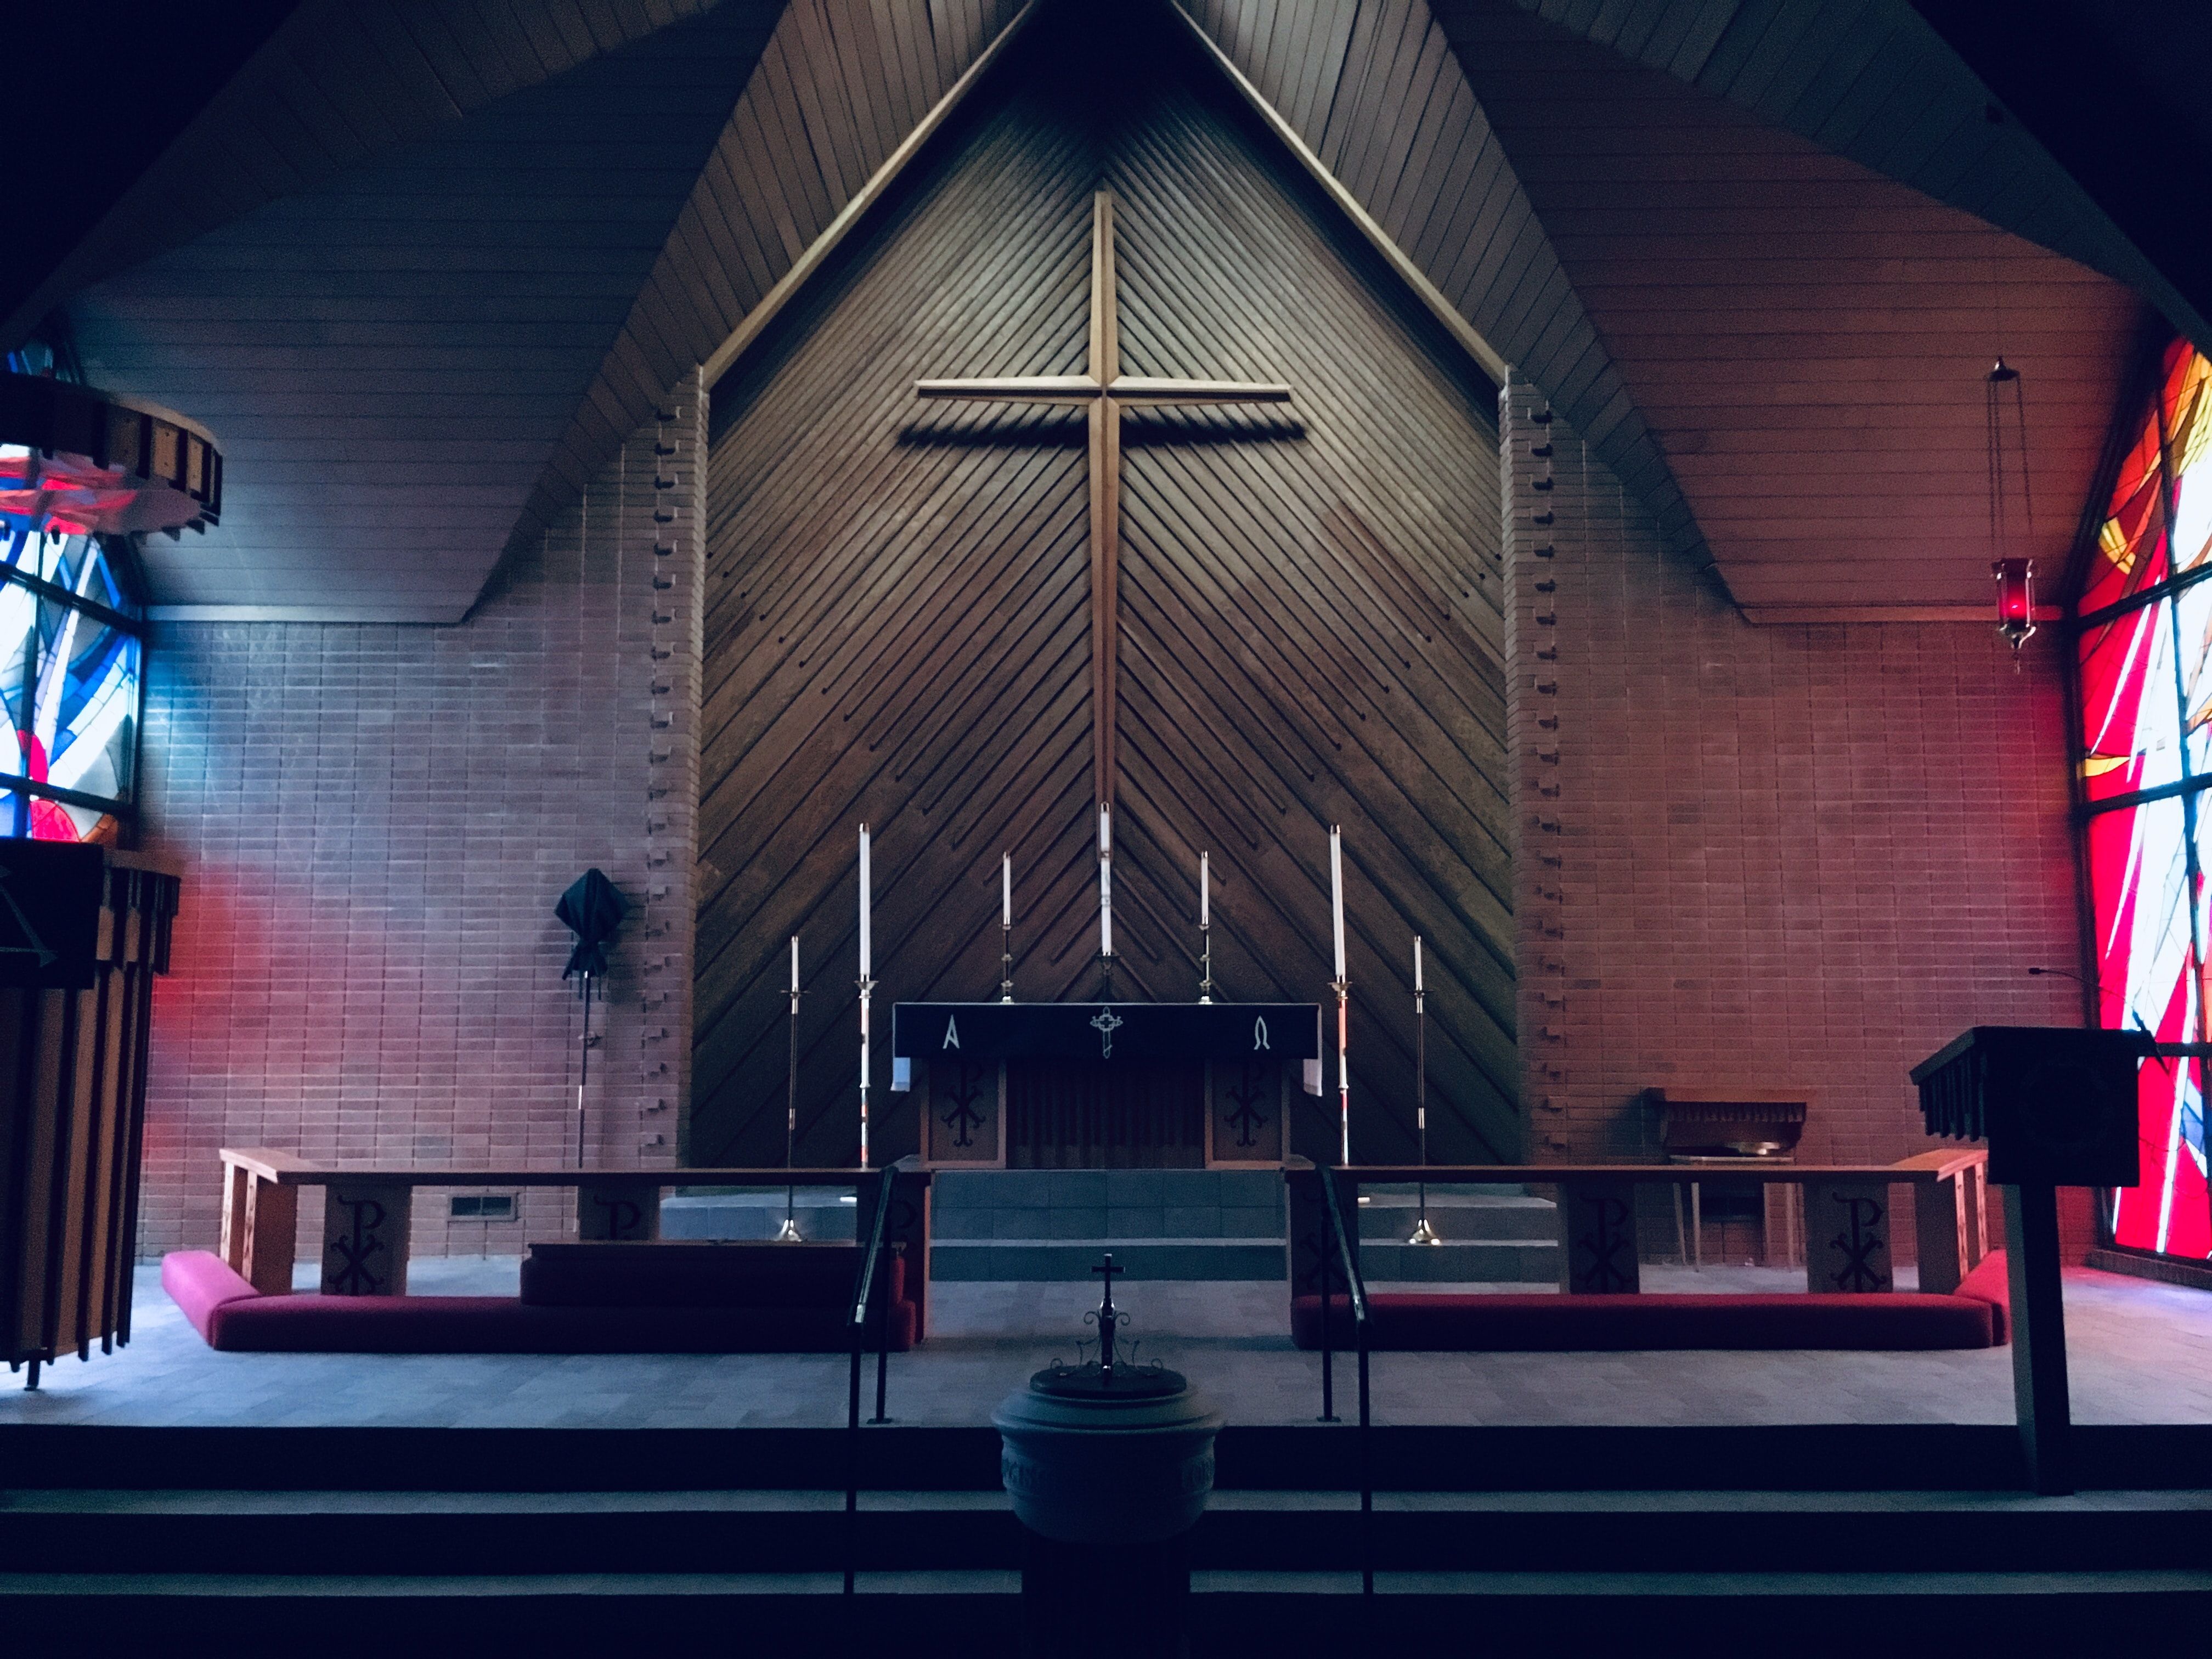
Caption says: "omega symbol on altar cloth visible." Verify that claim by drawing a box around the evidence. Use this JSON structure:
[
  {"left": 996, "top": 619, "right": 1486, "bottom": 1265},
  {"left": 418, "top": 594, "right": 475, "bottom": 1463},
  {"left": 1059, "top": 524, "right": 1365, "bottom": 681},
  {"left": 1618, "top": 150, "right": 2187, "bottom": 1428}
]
[{"left": 1252, "top": 1017, "right": 1270, "bottom": 1051}]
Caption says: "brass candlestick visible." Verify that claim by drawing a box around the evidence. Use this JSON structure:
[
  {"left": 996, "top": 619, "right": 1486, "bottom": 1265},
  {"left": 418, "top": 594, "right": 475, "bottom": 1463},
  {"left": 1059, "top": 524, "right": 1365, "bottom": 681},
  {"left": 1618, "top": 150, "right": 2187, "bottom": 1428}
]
[
  {"left": 778, "top": 938, "right": 804, "bottom": 1242},
  {"left": 1408, "top": 937, "right": 1440, "bottom": 1245}
]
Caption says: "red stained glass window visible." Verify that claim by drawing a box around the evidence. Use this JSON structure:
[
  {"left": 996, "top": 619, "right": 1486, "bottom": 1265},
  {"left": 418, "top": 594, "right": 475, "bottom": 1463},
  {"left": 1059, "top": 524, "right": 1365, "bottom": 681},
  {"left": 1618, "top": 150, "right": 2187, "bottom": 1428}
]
[{"left": 2078, "top": 340, "right": 2212, "bottom": 1259}]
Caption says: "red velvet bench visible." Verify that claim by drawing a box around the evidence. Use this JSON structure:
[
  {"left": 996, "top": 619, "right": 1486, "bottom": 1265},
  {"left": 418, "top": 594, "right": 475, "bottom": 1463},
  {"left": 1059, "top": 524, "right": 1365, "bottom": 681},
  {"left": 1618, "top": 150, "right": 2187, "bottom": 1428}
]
[
  {"left": 1293, "top": 1252, "right": 2013, "bottom": 1351},
  {"left": 163, "top": 1240, "right": 919, "bottom": 1355}
]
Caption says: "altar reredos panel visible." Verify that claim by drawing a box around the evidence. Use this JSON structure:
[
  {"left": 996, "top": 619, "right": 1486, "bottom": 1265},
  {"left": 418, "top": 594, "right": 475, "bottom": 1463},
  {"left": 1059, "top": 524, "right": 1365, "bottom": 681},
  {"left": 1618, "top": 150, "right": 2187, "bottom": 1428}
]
[{"left": 696, "top": 13, "right": 1514, "bottom": 1168}]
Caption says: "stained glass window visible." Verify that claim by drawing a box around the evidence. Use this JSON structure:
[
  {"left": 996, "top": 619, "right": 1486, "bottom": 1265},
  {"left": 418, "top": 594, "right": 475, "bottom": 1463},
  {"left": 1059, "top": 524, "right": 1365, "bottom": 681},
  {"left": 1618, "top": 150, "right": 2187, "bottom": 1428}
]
[
  {"left": 2076, "top": 338, "right": 2212, "bottom": 1259},
  {"left": 0, "top": 514, "right": 142, "bottom": 843}
]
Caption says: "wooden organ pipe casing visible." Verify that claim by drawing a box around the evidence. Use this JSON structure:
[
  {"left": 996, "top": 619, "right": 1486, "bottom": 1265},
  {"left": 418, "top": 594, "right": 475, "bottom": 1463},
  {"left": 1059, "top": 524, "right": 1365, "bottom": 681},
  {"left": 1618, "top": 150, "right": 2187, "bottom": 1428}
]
[{"left": 0, "top": 849, "right": 179, "bottom": 1380}]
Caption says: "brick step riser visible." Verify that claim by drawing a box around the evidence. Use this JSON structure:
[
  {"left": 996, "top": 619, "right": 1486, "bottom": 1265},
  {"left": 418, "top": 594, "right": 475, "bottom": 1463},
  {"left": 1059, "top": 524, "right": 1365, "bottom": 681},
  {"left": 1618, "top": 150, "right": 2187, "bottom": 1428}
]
[
  {"left": 2, "top": 1588, "right": 2190, "bottom": 1651},
  {"left": 928, "top": 1241, "right": 1286, "bottom": 1280},
  {"left": 1355, "top": 1204, "right": 1559, "bottom": 1243},
  {"left": 6, "top": 1509, "right": 2207, "bottom": 1575}
]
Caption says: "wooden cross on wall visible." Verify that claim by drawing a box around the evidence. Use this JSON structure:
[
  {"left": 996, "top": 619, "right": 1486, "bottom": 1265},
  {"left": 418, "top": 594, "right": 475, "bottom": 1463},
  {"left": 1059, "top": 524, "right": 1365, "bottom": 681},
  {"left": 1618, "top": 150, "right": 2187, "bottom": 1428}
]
[{"left": 915, "top": 190, "right": 1293, "bottom": 810}]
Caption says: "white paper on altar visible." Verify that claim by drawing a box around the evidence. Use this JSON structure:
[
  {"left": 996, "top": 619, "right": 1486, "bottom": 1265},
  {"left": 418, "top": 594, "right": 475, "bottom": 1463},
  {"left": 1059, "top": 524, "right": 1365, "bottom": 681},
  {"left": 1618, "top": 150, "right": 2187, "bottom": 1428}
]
[{"left": 1302, "top": 1059, "right": 1323, "bottom": 1095}]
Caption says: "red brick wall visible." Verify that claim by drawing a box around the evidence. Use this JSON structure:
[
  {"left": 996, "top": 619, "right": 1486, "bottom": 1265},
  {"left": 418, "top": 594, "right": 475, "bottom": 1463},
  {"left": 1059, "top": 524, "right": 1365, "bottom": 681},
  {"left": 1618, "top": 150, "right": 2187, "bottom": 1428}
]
[
  {"left": 1502, "top": 378, "right": 2085, "bottom": 1260},
  {"left": 133, "top": 382, "right": 705, "bottom": 1259}
]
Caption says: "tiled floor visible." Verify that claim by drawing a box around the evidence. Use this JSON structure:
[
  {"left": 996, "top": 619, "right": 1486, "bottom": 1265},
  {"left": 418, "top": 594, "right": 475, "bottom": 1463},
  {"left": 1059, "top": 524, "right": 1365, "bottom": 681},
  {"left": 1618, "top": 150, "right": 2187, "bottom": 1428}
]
[{"left": 8, "top": 1260, "right": 2212, "bottom": 1430}]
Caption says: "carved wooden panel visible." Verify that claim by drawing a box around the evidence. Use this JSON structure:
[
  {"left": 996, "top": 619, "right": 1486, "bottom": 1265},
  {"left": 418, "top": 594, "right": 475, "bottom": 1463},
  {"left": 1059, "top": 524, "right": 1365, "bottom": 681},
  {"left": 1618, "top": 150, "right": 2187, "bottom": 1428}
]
[
  {"left": 1560, "top": 1180, "right": 1639, "bottom": 1294},
  {"left": 925, "top": 1058, "right": 1007, "bottom": 1166},
  {"left": 1804, "top": 1178, "right": 1895, "bottom": 1295},
  {"left": 1206, "top": 1059, "right": 1285, "bottom": 1166},
  {"left": 319, "top": 1183, "right": 413, "bottom": 1296},
  {"left": 697, "top": 12, "right": 1513, "bottom": 1169}
]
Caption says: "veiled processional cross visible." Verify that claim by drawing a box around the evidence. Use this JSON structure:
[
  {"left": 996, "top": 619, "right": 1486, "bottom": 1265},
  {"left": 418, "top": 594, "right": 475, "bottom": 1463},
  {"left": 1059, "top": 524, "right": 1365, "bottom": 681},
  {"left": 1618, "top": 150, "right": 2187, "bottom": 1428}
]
[{"left": 915, "top": 190, "right": 1293, "bottom": 811}]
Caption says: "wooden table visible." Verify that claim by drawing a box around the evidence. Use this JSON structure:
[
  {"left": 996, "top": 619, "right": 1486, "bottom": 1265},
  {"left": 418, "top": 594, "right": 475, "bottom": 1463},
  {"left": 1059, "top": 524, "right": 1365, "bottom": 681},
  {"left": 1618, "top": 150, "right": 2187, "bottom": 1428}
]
[
  {"left": 216, "top": 1150, "right": 932, "bottom": 1318},
  {"left": 1286, "top": 1151, "right": 1991, "bottom": 1296}
]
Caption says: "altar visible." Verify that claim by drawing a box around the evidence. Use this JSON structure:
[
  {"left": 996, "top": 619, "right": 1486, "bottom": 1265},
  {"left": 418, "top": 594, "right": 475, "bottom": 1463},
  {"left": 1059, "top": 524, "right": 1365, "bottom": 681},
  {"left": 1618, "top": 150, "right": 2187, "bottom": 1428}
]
[{"left": 890, "top": 1001, "right": 1323, "bottom": 1170}]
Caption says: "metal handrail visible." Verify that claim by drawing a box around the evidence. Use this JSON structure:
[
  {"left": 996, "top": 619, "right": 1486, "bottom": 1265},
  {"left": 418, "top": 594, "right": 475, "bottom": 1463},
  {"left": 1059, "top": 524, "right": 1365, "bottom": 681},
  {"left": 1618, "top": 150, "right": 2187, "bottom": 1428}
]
[
  {"left": 844, "top": 1165, "right": 902, "bottom": 1596},
  {"left": 1314, "top": 1164, "right": 1373, "bottom": 1598}
]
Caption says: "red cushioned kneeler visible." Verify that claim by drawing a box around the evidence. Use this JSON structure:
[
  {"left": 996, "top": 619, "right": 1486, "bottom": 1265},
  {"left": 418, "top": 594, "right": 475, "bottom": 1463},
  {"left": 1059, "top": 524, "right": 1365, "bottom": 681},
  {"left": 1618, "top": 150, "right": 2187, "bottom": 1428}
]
[
  {"left": 162, "top": 1249, "right": 917, "bottom": 1355},
  {"left": 1291, "top": 1284, "right": 2002, "bottom": 1352}
]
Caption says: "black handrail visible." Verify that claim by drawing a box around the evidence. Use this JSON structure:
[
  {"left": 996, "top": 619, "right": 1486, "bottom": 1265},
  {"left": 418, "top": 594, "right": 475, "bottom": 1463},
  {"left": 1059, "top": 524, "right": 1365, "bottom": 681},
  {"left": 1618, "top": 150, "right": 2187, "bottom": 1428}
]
[
  {"left": 1314, "top": 1164, "right": 1373, "bottom": 1598},
  {"left": 844, "top": 1164, "right": 902, "bottom": 1596}
]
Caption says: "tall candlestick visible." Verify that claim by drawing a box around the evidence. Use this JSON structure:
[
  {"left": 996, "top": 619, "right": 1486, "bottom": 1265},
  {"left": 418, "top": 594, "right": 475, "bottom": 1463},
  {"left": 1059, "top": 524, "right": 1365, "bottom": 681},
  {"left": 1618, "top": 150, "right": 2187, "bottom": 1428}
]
[
  {"left": 1098, "top": 806, "right": 1114, "bottom": 959},
  {"left": 857, "top": 824, "right": 872, "bottom": 1169},
  {"left": 1329, "top": 826, "right": 1346, "bottom": 979},
  {"left": 781, "top": 934, "right": 803, "bottom": 1241},
  {"left": 858, "top": 825, "right": 872, "bottom": 979},
  {"left": 1000, "top": 851, "right": 1015, "bottom": 1003},
  {"left": 1330, "top": 825, "right": 1349, "bottom": 1165},
  {"left": 1198, "top": 850, "right": 1214, "bottom": 1003},
  {"left": 1409, "top": 934, "right": 1438, "bottom": 1244}
]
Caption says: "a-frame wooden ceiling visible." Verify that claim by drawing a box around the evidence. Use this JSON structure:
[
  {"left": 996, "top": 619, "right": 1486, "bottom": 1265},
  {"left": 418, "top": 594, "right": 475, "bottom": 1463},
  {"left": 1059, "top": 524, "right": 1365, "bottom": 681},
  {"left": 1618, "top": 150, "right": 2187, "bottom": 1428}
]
[{"left": 22, "top": 0, "right": 2187, "bottom": 622}]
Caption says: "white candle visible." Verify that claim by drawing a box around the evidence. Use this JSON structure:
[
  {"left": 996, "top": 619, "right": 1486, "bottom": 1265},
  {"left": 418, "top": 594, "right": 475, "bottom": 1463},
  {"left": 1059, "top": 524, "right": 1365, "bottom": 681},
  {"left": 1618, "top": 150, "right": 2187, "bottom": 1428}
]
[
  {"left": 791, "top": 934, "right": 799, "bottom": 994},
  {"left": 1330, "top": 826, "right": 1346, "bottom": 980},
  {"left": 1414, "top": 934, "right": 1423, "bottom": 993},
  {"left": 858, "top": 824, "right": 872, "bottom": 979},
  {"left": 1200, "top": 851, "right": 1209, "bottom": 928},
  {"left": 1098, "top": 805, "right": 1114, "bottom": 958},
  {"left": 1002, "top": 854, "right": 1012, "bottom": 930}
]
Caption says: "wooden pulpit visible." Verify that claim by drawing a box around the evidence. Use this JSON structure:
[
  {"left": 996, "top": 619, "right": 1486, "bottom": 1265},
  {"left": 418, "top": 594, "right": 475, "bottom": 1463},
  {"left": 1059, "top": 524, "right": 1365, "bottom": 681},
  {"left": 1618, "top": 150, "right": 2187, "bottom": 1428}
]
[{"left": 1911, "top": 1024, "right": 2152, "bottom": 1494}]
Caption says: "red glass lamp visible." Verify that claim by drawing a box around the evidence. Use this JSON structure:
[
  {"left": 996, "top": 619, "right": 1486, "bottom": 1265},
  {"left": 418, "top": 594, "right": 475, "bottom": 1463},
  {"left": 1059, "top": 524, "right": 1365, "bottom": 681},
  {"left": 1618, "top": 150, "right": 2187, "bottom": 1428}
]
[
  {"left": 1985, "top": 356, "right": 2035, "bottom": 655},
  {"left": 1993, "top": 556, "right": 2035, "bottom": 652}
]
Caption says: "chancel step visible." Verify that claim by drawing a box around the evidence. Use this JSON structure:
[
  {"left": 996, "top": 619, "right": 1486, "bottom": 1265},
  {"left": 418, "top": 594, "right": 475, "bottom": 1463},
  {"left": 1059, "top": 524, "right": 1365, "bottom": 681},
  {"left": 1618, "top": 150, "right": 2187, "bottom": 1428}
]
[
  {"left": 7, "top": 1480, "right": 2208, "bottom": 1647},
  {"left": 925, "top": 1171, "right": 1562, "bottom": 1283},
  {"left": 1355, "top": 1182, "right": 1561, "bottom": 1284},
  {"left": 659, "top": 1188, "right": 860, "bottom": 1242},
  {"left": 929, "top": 1169, "right": 1285, "bottom": 1282}
]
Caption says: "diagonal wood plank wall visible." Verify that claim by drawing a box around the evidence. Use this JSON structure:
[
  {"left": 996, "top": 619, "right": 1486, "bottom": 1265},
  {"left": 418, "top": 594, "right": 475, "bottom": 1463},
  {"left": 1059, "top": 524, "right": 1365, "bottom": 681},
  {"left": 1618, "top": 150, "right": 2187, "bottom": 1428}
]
[{"left": 696, "top": 9, "right": 1515, "bottom": 1167}]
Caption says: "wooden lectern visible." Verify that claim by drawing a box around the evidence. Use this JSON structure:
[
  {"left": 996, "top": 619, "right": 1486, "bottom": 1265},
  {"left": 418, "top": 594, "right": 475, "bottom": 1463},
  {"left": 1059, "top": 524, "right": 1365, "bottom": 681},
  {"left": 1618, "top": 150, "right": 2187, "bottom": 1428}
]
[{"left": 1911, "top": 1025, "right": 2151, "bottom": 1494}]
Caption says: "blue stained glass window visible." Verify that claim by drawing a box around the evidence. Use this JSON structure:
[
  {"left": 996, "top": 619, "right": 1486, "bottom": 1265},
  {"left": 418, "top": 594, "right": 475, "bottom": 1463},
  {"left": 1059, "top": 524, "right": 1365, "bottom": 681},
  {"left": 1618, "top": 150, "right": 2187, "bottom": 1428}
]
[{"left": 0, "top": 515, "right": 142, "bottom": 842}]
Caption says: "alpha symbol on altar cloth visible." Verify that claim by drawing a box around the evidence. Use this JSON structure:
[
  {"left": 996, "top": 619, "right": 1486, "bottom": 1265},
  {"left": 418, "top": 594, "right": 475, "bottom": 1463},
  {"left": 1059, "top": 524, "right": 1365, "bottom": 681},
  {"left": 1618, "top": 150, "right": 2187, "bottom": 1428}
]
[
  {"left": 1090, "top": 1007, "right": 1124, "bottom": 1059},
  {"left": 942, "top": 1016, "right": 961, "bottom": 1049},
  {"left": 1252, "top": 1017, "right": 1270, "bottom": 1052}
]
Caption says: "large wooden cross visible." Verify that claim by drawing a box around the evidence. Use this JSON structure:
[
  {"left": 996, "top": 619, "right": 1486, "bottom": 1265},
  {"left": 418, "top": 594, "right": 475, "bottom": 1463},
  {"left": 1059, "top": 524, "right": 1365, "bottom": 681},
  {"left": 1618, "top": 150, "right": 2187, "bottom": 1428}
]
[{"left": 916, "top": 190, "right": 1292, "bottom": 809}]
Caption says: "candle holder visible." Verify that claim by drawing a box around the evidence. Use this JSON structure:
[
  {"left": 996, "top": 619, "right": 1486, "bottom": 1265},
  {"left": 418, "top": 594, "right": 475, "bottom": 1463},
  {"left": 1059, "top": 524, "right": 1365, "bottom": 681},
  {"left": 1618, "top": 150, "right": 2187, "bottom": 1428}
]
[
  {"left": 1408, "top": 977, "right": 1439, "bottom": 1245},
  {"left": 780, "top": 958, "right": 804, "bottom": 1243},
  {"left": 1001, "top": 921, "right": 1015, "bottom": 1003},
  {"left": 1330, "top": 974, "right": 1351, "bottom": 1166},
  {"left": 857, "top": 972, "right": 876, "bottom": 1171},
  {"left": 1198, "top": 924, "right": 1214, "bottom": 1004},
  {"left": 1099, "top": 952, "right": 1116, "bottom": 1002}
]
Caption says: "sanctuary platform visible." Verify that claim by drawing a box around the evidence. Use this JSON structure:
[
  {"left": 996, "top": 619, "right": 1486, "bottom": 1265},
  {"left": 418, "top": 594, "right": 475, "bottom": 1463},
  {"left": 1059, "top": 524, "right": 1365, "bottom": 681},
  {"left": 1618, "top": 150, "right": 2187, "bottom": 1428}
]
[{"left": 9, "top": 1259, "right": 2211, "bottom": 1431}]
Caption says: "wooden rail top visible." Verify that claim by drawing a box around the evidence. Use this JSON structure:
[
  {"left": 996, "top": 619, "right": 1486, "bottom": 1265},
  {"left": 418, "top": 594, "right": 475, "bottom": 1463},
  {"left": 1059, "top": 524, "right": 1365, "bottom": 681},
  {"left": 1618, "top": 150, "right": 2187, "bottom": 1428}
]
[
  {"left": 1290, "top": 1149, "right": 1987, "bottom": 1186},
  {"left": 218, "top": 1148, "right": 921, "bottom": 1188}
]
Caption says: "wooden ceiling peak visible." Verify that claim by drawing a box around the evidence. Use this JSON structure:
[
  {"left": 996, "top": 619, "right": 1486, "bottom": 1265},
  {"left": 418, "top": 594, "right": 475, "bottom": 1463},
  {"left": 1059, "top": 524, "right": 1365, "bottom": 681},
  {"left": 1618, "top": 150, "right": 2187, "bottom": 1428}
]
[
  {"left": 1436, "top": 0, "right": 2143, "bottom": 614},
  {"left": 12, "top": 0, "right": 734, "bottom": 354}
]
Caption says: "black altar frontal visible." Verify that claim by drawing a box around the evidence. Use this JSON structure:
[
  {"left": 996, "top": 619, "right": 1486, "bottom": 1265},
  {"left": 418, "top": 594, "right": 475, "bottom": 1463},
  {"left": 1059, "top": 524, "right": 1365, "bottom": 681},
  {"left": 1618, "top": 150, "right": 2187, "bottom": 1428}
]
[{"left": 891, "top": 1002, "right": 1323, "bottom": 1170}]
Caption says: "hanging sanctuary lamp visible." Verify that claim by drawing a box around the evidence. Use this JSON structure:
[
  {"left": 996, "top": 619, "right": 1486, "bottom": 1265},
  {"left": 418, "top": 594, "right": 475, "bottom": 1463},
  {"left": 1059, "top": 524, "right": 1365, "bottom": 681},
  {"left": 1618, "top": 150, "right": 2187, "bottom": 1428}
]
[{"left": 1985, "top": 356, "right": 2035, "bottom": 654}]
